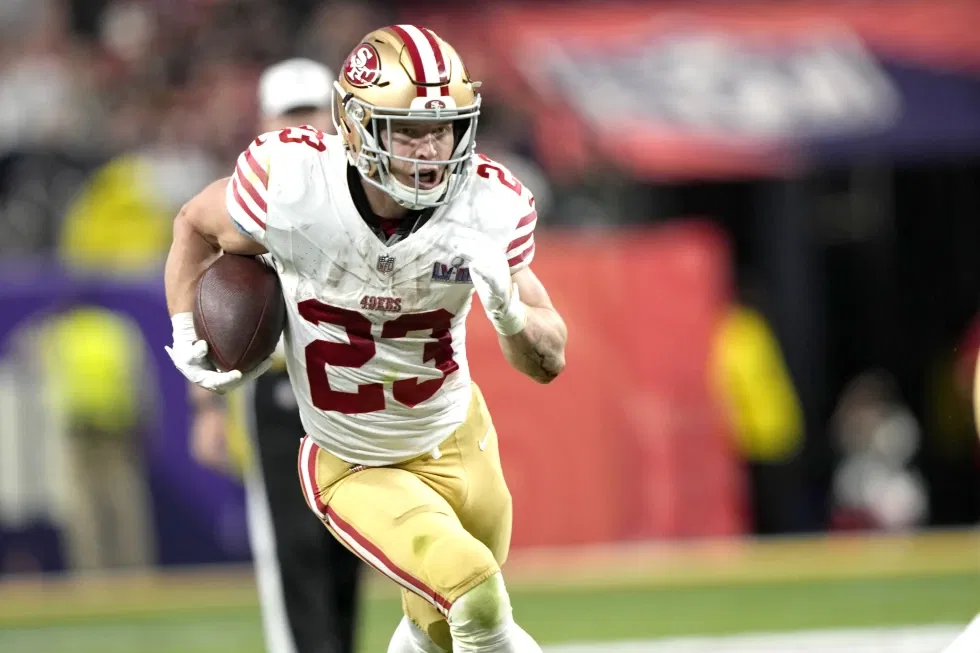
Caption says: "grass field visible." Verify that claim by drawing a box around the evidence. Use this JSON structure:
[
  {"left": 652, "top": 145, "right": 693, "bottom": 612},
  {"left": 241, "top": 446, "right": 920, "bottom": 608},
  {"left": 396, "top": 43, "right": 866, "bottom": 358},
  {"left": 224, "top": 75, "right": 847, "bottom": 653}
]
[{"left": 0, "top": 530, "right": 977, "bottom": 653}]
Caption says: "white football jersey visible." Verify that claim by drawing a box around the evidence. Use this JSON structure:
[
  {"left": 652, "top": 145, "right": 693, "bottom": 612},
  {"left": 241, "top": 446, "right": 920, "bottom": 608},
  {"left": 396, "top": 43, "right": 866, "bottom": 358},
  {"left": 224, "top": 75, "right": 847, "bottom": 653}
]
[{"left": 225, "top": 127, "right": 537, "bottom": 465}]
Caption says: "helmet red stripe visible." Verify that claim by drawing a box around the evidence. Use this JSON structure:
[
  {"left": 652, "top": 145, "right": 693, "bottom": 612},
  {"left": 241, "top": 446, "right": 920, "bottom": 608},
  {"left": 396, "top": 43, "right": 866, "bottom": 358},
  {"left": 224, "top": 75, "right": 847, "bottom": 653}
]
[
  {"left": 419, "top": 27, "right": 449, "bottom": 85},
  {"left": 389, "top": 25, "right": 428, "bottom": 96}
]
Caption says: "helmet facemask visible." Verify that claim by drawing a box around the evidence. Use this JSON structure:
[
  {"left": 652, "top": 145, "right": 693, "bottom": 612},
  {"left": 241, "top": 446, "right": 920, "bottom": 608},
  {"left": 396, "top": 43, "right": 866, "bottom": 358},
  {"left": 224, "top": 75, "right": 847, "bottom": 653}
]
[{"left": 334, "top": 82, "right": 481, "bottom": 210}]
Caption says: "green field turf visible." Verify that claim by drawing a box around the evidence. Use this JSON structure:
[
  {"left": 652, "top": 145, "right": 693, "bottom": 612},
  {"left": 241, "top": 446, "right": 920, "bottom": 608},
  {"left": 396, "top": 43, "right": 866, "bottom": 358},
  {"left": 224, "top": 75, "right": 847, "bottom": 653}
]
[
  {"left": 0, "top": 531, "right": 977, "bottom": 653},
  {"left": 0, "top": 572, "right": 977, "bottom": 652}
]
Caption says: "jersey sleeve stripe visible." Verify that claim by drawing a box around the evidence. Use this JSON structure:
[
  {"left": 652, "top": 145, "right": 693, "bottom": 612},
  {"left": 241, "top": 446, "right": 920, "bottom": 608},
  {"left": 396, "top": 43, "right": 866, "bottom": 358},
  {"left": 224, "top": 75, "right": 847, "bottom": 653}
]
[
  {"left": 515, "top": 210, "right": 537, "bottom": 230},
  {"left": 244, "top": 148, "right": 270, "bottom": 189},
  {"left": 235, "top": 163, "right": 268, "bottom": 212},
  {"left": 230, "top": 177, "right": 266, "bottom": 229},
  {"left": 508, "top": 242, "right": 535, "bottom": 269},
  {"left": 506, "top": 232, "right": 533, "bottom": 253},
  {"left": 507, "top": 234, "right": 534, "bottom": 261}
]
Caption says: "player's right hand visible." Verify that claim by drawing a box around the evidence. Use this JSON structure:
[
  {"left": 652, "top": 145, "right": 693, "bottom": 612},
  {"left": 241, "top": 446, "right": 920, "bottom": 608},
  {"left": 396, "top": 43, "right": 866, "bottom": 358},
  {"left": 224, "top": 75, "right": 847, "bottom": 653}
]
[{"left": 165, "top": 312, "right": 245, "bottom": 394}]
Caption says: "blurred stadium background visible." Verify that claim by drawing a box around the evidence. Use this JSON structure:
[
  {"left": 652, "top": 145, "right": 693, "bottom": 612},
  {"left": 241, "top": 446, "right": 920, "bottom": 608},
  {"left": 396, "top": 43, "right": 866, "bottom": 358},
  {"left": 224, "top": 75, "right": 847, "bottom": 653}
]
[{"left": 0, "top": 0, "right": 978, "bottom": 652}]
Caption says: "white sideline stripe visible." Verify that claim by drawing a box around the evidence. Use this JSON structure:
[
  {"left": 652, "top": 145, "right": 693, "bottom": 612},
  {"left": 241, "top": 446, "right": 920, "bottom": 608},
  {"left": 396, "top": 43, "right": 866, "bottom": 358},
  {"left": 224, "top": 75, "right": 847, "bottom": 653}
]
[
  {"left": 243, "top": 380, "right": 298, "bottom": 653},
  {"left": 542, "top": 625, "right": 965, "bottom": 653},
  {"left": 938, "top": 614, "right": 980, "bottom": 653}
]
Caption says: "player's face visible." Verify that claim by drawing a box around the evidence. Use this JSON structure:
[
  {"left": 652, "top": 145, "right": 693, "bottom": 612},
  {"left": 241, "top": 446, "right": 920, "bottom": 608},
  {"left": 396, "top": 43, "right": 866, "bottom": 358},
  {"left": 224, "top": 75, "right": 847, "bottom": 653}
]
[{"left": 382, "top": 121, "right": 454, "bottom": 190}]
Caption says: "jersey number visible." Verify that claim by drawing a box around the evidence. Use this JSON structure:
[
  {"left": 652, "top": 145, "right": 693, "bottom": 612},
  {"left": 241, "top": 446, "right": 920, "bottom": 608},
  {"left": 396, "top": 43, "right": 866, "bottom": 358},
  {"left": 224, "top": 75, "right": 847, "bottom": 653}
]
[
  {"left": 297, "top": 300, "right": 459, "bottom": 415},
  {"left": 476, "top": 154, "right": 523, "bottom": 196},
  {"left": 253, "top": 126, "right": 327, "bottom": 152}
]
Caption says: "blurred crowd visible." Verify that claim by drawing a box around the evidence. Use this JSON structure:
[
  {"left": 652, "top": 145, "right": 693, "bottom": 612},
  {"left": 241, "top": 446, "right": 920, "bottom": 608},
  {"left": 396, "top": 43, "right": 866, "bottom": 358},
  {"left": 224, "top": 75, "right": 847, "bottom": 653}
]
[
  {"left": 1, "top": 0, "right": 386, "bottom": 161},
  {"left": 0, "top": 0, "right": 977, "bottom": 577},
  {"left": 0, "top": 0, "right": 564, "bottom": 265}
]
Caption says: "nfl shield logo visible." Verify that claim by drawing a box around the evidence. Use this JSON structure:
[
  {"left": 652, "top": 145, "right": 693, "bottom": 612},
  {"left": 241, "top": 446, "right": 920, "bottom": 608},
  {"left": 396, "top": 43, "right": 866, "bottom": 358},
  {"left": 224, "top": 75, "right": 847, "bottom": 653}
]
[{"left": 376, "top": 254, "right": 396, "bottom": 274}]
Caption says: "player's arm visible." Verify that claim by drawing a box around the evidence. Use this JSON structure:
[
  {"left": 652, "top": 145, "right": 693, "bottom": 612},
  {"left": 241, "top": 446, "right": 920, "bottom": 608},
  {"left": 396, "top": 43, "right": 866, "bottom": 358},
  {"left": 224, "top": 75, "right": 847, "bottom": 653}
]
[
  {"left": 497, "top": 268, "right": 567, "bottom": 383},
  {"left": 165, "top": 176, "right": 266, "bottom": 316},
  {"left": 453, "top": 221, "right": 567, "bottom": 384},
  {"left": 164, "top": 136, "right": 280, "bottom": 393}
]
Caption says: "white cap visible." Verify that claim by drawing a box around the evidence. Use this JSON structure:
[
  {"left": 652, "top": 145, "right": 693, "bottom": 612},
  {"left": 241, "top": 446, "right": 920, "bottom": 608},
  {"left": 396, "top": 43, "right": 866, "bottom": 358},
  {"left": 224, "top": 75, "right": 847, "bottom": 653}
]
[{"left": 258, "top": 58, "right": 335, "bottom": 118}]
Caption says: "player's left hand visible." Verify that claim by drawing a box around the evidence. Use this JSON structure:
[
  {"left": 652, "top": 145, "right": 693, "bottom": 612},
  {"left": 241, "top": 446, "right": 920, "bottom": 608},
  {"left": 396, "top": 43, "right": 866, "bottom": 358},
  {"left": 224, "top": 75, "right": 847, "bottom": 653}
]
[{"left": 451, "top": 235, "right": 527, "bottom": 336}]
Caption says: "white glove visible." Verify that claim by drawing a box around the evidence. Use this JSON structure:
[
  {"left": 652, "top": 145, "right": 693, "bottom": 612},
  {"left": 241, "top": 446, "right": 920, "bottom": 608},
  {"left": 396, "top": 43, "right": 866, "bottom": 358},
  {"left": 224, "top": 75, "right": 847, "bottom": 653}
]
[
  {"left": 165, "top": 313, "right": 272, "bottom": 394},
  {"left": 451, "top": 235, "right": 527, "bottom": 336}
]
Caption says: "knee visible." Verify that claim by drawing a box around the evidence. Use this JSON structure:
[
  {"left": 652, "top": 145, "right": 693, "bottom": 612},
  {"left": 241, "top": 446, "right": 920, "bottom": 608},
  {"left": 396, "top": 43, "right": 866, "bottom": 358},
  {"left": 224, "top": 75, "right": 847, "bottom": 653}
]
[
  {"left": 418, "top": 528, "right": 499, "bottom": 597},
  {"left": 388, "top": 616, "right": 447, "bottom": 653},
  {"left": 448, "top": 572, "right": 512, "bottom": 631}
]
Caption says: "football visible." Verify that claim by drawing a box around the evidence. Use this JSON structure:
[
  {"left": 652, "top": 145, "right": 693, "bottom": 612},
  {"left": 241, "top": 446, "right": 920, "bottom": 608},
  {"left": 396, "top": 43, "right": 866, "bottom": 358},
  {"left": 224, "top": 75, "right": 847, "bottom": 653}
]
[{"left": 193, "top": 254, "right": 286, "bottom": 374}]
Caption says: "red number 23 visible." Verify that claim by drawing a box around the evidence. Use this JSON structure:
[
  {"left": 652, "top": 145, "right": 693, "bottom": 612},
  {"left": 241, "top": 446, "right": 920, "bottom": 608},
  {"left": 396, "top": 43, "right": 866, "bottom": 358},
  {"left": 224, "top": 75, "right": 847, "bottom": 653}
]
[
  {"left": 252, "top": 126, "right": 326, "bottom": 152},
  {"left": 476, "top": 154, "right": 523, "bottom": 196},
  {"left": 278, "top": 126, "right": 327, "bottom": 152},
  {"left": 297, "top": 300, "right": 459, "bottom": 414}
]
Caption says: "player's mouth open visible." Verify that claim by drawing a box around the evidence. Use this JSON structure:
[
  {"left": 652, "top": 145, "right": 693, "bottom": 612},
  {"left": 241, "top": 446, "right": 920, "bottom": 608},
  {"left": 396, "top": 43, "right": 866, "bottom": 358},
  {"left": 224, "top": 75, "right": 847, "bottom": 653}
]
[{"left": 417, "top": 169, "right": 442, "bottom": 189}]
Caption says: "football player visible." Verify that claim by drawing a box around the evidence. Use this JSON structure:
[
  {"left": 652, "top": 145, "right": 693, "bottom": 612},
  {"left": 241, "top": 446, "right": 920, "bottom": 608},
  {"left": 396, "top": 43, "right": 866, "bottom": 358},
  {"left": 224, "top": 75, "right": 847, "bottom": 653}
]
[{"left": 164, "top": 25, "right": 567, "bottom": 653}]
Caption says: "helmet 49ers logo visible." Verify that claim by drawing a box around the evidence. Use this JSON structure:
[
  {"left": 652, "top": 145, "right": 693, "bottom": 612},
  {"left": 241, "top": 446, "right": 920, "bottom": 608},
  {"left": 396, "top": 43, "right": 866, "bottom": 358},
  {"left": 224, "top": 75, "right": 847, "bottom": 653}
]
[
  {"left": 425, "top": 99, "right": 446, "bottom": 109},
  {"left": 344, "top": 43, "right": 381, "bottom": 87}
]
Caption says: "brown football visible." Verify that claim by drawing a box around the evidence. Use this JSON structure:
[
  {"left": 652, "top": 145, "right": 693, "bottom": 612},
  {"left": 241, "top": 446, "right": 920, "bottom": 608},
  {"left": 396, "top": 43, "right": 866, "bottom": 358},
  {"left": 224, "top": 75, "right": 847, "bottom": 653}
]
[{"left": 193, "top": 254, "right": 286, "bottom": 373}]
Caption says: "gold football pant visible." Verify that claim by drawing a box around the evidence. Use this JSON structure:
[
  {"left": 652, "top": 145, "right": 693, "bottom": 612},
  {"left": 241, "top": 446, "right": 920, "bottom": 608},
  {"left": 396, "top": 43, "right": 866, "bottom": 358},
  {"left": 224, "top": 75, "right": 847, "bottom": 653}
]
[{"left": 298, "top": 383, "right": 513, "bottom": 648}]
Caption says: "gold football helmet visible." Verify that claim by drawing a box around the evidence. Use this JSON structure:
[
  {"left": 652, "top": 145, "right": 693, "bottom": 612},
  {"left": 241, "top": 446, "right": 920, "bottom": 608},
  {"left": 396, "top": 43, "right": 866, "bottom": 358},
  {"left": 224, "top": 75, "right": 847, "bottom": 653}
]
[{"left": 332, "top": 25, "right": 481, "bottom": 209}]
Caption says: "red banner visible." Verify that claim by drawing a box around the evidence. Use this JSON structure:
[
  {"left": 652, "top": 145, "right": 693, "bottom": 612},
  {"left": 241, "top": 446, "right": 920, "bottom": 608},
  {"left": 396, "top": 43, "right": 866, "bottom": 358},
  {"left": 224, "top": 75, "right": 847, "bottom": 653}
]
[
  {"left": 465, "top": 221, "right": 748, "bottom": 547},
  {"left": 412, "top": 0, "right": 980, "bottom": 180}
]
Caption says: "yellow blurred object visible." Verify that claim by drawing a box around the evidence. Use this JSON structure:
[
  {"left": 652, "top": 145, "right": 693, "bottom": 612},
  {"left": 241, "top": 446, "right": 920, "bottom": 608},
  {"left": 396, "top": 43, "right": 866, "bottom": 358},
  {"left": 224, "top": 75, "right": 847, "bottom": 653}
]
[
  {"left": 713, "top": 305, "right": 804, "bottom": 462},
  {"left": 42, "top": 308, "right": 144, "bottom": 432},
  {"left": 58, "top": 155, "right": 172, "bottom": 274},
  {"left": 223, "top": 387, "right": 252, "bottom": 479}
]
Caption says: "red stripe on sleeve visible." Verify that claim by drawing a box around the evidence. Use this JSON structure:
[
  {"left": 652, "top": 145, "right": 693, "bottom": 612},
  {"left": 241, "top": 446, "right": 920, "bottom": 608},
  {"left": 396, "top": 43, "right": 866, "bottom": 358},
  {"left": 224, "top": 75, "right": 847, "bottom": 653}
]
[
  {"left": 231, "top": 178, "right": 266, "bottom": 229},
  {"left": 515, "top": 210, "right": 537, "bottom": 230},
  {"left": 244, "top": 148, "right": 269, "bottom": 189},
  {"left": 507, "top": 232, "right": 533, "bottom": 253},
  {"left": 235, "top": 164, "right": 267, "bottom": 212},
  {"left": 508, "top": 242, "right": 535, "bottom": 268}
]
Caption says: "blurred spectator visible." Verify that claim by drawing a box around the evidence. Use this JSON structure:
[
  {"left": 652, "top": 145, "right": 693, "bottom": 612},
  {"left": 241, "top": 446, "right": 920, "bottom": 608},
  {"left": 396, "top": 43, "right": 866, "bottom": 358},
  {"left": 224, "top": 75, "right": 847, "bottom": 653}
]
[
  {"left": 0, "top": 150, "right": 96, "bottom": 257},
  {"left": 28, "top": 23, "right": 221, "bottom": 570},
  {"left": 712, "top": 280, "right": 808, "bottom": 534},
  {"left": 974, "top": 333, "right": 980, "bottom": 444},
  {"left": 297, "top": 0, "right": 389, "bottom": 72},
  {"left": 830, "top": 370, "right": 928, "bottom": 532},
  {"left": 0, "top": 323, "right": 70, "bottom": 573},
  {"left": 954, "top": 313, "right": 980, "bottom": 442},
  {"left": 57, "top": 142, "right": 217, "bottom": 273},
  {"left": 0, "top": 0, "right": 100, "bottom": 153},
  {"left": 39, "top": 307, "right": 157, "bottom": 570},
  {"left": 919, "top": 314, "right": 980, "bottom": 525}
]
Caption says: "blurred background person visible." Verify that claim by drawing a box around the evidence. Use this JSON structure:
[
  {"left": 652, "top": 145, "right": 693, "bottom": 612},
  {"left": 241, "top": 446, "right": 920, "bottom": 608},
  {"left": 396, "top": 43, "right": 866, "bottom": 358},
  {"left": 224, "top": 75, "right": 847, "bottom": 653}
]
[
  {"left": 189, "top": 57, "right": 362, "bottom": 653},
  {"left": 712, "top": 274, "right": 809, "bottom": 535},
  {"left": 975, "top": 335, "right": 980, "bottom": 441},
  {"left": 829, "top": 370, "right": 929, "bottom": 532}
]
